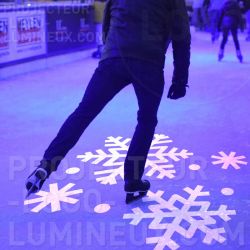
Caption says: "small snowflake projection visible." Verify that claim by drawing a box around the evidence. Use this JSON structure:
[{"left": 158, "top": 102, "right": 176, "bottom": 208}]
[
  {"left": 123, "top": 185, "right": 236, "bottom": 250},
  {"left": 24, "top": 183, "right": 83, "bottom": 213},
  {"left": 211, "top": 151, "right": 247, "bottom": 170},
  {"left": 77, "top": 134, "right": 193, "bottom": 185}
]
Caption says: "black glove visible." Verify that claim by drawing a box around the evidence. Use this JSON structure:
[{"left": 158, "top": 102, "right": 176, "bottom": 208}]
[{"left": 167, "top": 83, "right": 188, "bottom": 100}]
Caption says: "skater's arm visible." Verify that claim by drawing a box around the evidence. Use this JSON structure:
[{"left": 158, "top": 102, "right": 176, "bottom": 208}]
[
  {"left": 167, "top": 0, "right": 190, "bottom": 100},
  {"left": 170, "top": 0, "right": 191, "bottom": 87},
  {"left": 102, "top": 0, "right": 112, "bottom": 44}
]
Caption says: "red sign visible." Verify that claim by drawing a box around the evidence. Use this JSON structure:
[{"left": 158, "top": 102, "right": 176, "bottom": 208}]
[
  {"left": 0, "top": 18, "right": 8, "bottom": 49},
  {"left": 17, "top": 16, "right": 43, "bottom": 46}
]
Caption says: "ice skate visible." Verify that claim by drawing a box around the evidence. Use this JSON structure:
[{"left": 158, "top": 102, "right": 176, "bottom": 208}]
[
  {"left": 25, "top": 161, "right": 51, "bottom": 198},
  {"left": 211, "top": 33, "right": 219, "bottom": 43},
  {"left": 92, "top": 45, "right": 103, "bottom": 59},
  {"left": 125, "top": 180, "right": 150, "bottom": 204},
  {"left": 218, "top": 49, "right": 224, "bottom": 61},
  {"left": 92, "top": 50, "right": 102, "bottom": 59},
  {"left": 236, "top": 50, "right": 243, "bottom": 63}
]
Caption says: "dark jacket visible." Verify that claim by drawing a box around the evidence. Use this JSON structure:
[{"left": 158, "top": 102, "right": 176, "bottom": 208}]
[
  {"left": 218, "top": 0, "right": 243, "bottom": 29},
  {"left": 101, "top": 0, "right": 191, "bottom": 85},
  {"left": 243, "top": 0, "right": 250, "bottom": 11},
  {"left": 203, "top": 0, "right": 211, "bottom": 8}
]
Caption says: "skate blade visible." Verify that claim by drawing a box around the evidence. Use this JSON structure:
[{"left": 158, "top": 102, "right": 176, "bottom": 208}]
[
  {"left": 25, "top": 182, "right": 40, "bottom": 199},
  {"left": 125, "top": 191, "right": 148, "bottom": 204},
  {"left": 25, "top": 168, "right": 48, "bottom": 199},
  {"left": 25, "top": 175, "right": 45, "bottom": 199}
]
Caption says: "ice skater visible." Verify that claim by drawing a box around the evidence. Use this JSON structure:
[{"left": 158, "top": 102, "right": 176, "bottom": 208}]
[
  {"left": 208, "top": 0, "right": 226, "bottom": 42},
  {"left": 192, "top": 0, "right": 205, "bottom": 30},
  {"left": 218, "top": 0, "right": 244, "bottom": 62},
  {"left": 25, "top": 0, "right": 191, "bottom": 204}
]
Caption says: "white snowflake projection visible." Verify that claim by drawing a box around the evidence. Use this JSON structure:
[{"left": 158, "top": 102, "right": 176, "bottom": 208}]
[
  {"left": 24, "top": 183, "right": 83, "bottom": 213},
  {"left": 123, "top": 185, "right": 236, "bottom": 250},
  {"left": 211, "top": 151, "right": 247, "bottom": 170},
  {"left": 77, "top": 134, "right": 193, "bottom": 185}
]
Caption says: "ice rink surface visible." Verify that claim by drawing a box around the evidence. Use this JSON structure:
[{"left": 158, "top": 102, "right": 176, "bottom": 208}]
[{"left": 0, "top": 30, "right": 250, "bottom": 249}]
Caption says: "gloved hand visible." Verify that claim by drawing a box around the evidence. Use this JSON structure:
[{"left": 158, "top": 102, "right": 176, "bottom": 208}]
[{"left": 167, "top": 83, "right": 188, "bottom": 100}]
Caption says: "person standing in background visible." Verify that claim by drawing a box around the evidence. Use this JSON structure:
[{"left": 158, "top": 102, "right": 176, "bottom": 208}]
[
  {"left": 92, "top": 0, "right": 106, "bottom": 59},
  {"left": 218, "top": 0, "right": 244, "bottom": 62},
  {"left": 243, "top": 0, "right": 250, "bottom": 41},
  {"left": 209, "top": 0, "right": 226, "bottom": 42},
  {"left": 192, "top": 0, "right": 205, "bottom": 30},
  {"left": 202, "top": 0, "right": 211, "bottom": 31}
]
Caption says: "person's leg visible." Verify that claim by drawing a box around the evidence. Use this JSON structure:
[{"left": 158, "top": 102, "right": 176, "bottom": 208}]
[
  {"left": 231, "top": 27, "right": 240, "bottom": 51},
  {"left": 201, "top": 7, "right": 209, "bottom": 30},
  {"left": 220, "top": 28, "right": 229, "bottom": 50},
  {"left": 231, "top": 27, "right": 243, "bottom": 62},
  {"left": 192, "top": 8, "right": 200, "bottom": 29},
  {"left": 124, "top": 60, "right": 164, "bottom": 183},
  {"left": 197, "top": 8, "right": 203, "bottom": 30},
  {"left": 218, "top": 28, "right": 229, "bottom": 61},
  {"left": 211, "top": 10, "right": 220, "bottom": 42},
  {"left": 43, "top": 59, "right": 131, "bottom": 175},
  {"left": 246, "top": 10, "right": 250, "bottom": 40},
  {"left": 210, "top": 10, "right": 216, "bottom": 40}
]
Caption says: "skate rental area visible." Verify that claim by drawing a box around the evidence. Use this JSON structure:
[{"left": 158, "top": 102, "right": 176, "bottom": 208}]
[{"left": 1, "top": 0, "right": 250, "bottom": 249}]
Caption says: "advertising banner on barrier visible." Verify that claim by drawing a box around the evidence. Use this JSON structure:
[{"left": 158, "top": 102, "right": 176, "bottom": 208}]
[
  {"left": 0, "top": 18, "right": 8, "bottom": 50},
  {"left": 46, "top": 6, "right": 95, "bottom": 54},
  {"left": 0, "top": 14, "right": 11, "bottom": 63},
  {"left": 0, "top": 10, "right": 46, "bottom": 65}
]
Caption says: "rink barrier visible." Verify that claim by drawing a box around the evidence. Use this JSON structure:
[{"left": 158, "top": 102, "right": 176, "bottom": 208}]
[{"left": 0, "top": 3, "right": 96, "bottom": 69}]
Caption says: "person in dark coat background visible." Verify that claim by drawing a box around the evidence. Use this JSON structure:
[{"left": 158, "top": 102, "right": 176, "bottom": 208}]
[
  {"left": 92, "top": 0, "right": 107, "bottom": 59},
  {"left": 25, "top": 0, "right": 191, "bottom": 203},
  {"left": 208, "top": 0, "right": 226, "bottom": 42},
  {"left": 192, "top": 0, "right": 205, "bottom": 30},
  {"left": 218, "top": 0, "right": 244, "bottom": 62}
]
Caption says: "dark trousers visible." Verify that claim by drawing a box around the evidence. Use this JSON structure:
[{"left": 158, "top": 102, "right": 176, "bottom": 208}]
[
  {"left": 192, "top": 8, "right": 203, "bottom": 29},
  {"left": 220, "top": 27, "right": 240, "bottom": 51},
  {"left": 43, "top": 58, "right": 165, "bottom": 183},
  {"left": 209, "top": 10, "right": 220, "bottom": 39}
]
